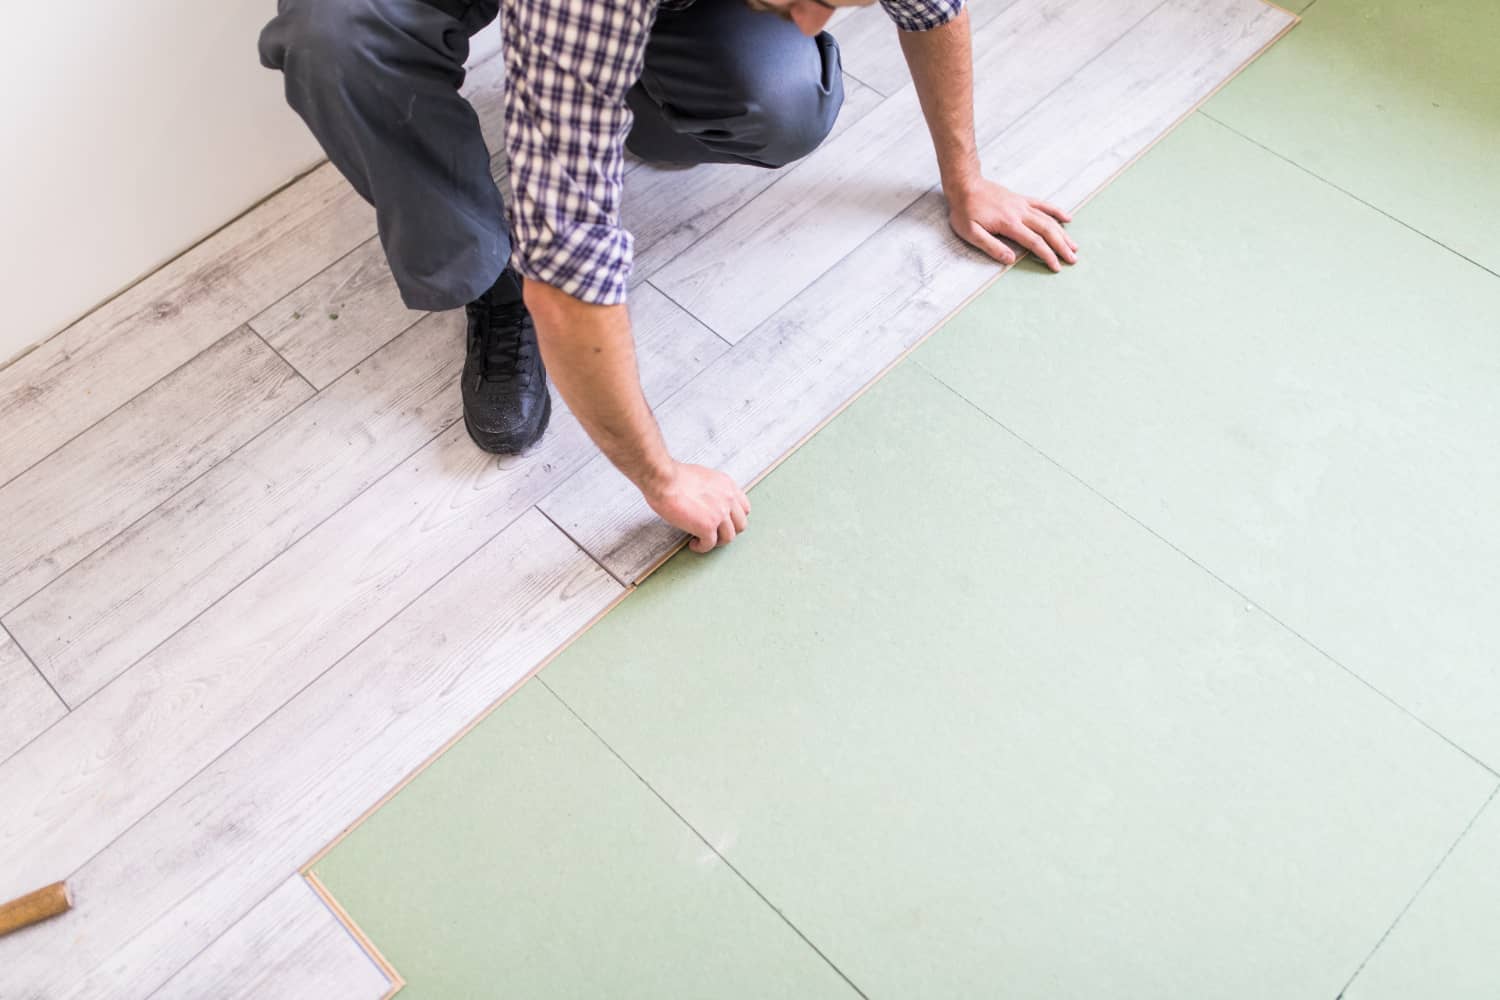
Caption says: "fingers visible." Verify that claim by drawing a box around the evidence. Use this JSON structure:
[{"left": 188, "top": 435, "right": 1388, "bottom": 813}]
[
  {"left": 1029, "top": 198, "right": 1073, "bottom": 224},
  {"left": 965, "top": 223, "right": 1017, "bottom": 266},
  {"left": 1012, "top": 224, "right": 1062, "bottom": 272},
  {"left": 1028, "top": 210, "right": 1077, "bottom": 265},
  {"left": 689, "top": 530, "right": 716, "bottom": 554}
]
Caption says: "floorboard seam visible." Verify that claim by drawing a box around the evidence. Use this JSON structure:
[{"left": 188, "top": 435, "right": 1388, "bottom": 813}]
[
  {"left": 1196, "top": 111, "right": 1499, "bottom": 281},
  {"left": 536, "top": 678, "right": 872, "bottom": 1000},
  {"left": 6, "top": 333, "right": 453, "bottom": 726},
  {"left": 0, "top": 316, "right": 415, "bottom": 622},
  {"left": 1335, "top": 783, "right": 1500, "bottom": 999},
  {"left": 0, "top": 621, "right": 68, "bottom": 768},
  {"left": 50, "top": 502, "right": 545, "bottom": 991},
  {"left": 912, "top": 360, "right": 1500, "bottom": 780},
  {"left": 248, "top": 326, "right": 318, "bottom": 397},
  {"left": 534, "top": 506, "right": 632, "bottom": 588}
]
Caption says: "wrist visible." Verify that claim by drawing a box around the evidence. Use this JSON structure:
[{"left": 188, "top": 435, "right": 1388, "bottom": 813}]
[
  {"left": 939, "top": 153, "right": 984, "bottom": 199},
  {"left": 634, "top": 453, "right": 679, "bottom": 501}
]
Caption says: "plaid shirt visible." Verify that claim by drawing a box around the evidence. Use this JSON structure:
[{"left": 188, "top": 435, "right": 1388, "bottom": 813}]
[{"left": 499, "top": 0, "right": 965, "bottom": 304}]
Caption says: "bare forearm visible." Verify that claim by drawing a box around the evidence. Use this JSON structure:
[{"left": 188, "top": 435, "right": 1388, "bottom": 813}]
[
  {"left": 523, "top": 280, "right": 672, "bottom": 493},
  {"left": 899, "top": 8, "right": 981, "bottom": 193}
]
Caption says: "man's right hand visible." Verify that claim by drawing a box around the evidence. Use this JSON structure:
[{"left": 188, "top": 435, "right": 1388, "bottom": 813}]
[{"left": 644, "top": 461, "right": 751, "bottom": 553}]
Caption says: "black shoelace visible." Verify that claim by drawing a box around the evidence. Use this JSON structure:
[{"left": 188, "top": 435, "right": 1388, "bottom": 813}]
[{"left": 469, "top": 299, "right": 534, "bottom": 388}]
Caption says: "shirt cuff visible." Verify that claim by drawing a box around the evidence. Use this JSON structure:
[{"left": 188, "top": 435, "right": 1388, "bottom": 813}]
[
  {"left": 511, "top": 221, "right": 634, "bottom": 307},
  {"left": 878, "top": 0, "right": 965, "bottom": 32}
]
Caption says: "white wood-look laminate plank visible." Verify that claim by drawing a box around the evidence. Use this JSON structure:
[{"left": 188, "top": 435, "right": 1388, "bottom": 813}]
[
  {"left": 543, "top": 0, "right": 1292, "bottom": 582},
  {"left": 627, "top": 75, "right": 885, "bottom": 283},
  {"left": 831, "top": 0, "right": 1020, "bottom": 98},
  {"left": 248, "top": 238, "right": 422, "bottom": 391},
  {"left": 649, "top": 0, "right": 1161, "bottom": 343},
  {"left": 0, "top": 55, "right": 508, "bottom": 489},
  {"left": 8, "top": 511, "right": 618, "bottom": 1000},
  {"left": 0, "top": 329, "right": 311, "bottom": 615},
  {"left": 0, "top": 166, "right": 370, "bottom": 491},
  {"left": 990, "top": 0, "right": 1297, "bottom": 206},
  {"left": 0, "top": 630, "right": 63, "bottom": 763},
  {"left": 0, "top": 286, "right": 722, "bottom": 909},
  {"left": 148, "top": 877, "right": 391, "bottom": 1000},
  {"left": 6, "top": 313, "right": 464, "bottom": 705}
]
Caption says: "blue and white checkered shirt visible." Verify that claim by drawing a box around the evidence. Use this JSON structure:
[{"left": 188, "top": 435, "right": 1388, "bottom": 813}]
[{"left": 499, "top": 0, "right": 964, "bottom": 304}]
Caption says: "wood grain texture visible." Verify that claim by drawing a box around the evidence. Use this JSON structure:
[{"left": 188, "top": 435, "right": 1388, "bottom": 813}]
[
  {"left": 7, "top": 512, "right": 617, "bottom": 1000},
  {"left": 0, "top": 285, "right": 721, "bottom": 910},
  {"left": 626, "top": 75, "right": 885, "bottom": 283},
  {"left": 0, "top": 329, "right": 311, "bottom": 615},
  {"left": 248, "top": 238, "right": 422, "bottom": 391},
  {"left": 649, "top": 0, "right": 1161, "bottom": 343},
  {"left": 831, "top": 0, "right": 1020, "bottom": 98},
  {"left": 6, "top": 313, "right": 464, "bottom": 705},
  {"left": 148, "top": 877, "right": 391, "bottom": 1000},
  {"left": 548, "top": 0, "right": 1294, "bottom": 581},
  {"left": 0, "top": 53, "right": 508, "bottom": 489},
  {"left": 0, "top": 629, "right": 64, "bottom": 763},
  {"left": 990, "top": 0, "right": 1298, "bottom": 206},
  {"left": 0, "top": 164, "right": 370, "bottom": 491}
]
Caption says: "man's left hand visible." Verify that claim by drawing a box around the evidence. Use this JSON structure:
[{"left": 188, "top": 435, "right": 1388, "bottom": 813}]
[{"left": 947, "top": 178, "right": 1078, "bottom": 272}]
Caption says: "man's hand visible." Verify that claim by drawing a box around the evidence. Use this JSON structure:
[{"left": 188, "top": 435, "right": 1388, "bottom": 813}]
[
  {"left": 525, "top": 280, "right": 750, "bottom": 553},
  {"left": 644, "top": 462, "right": 752, "bottom": 554},
  {"left": 947, "top": 178, "right": 1077, "bottom": 272}
]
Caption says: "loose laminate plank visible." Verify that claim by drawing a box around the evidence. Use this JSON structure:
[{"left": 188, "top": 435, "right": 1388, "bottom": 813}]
[
  {"left": 148, "top": 877, "right": 391, "bottom": 1000},
  {"left": 0, "top": 328, "right": 311, "bottom": 615},
  {"left": 12, "top": 512, "right": 617, "bottom": 1000},
  {"left": 0, "top": 285, "right": 722, "bottom": 909}
]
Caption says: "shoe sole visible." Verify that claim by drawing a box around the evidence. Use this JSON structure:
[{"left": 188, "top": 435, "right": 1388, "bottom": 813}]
[{"left": 464, "top": 390, "right": 552, "bottom": 456}]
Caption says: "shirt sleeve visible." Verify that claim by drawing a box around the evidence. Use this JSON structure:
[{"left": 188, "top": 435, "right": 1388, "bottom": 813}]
[
  {"left": 877, "top": 0, "right": 965, "bottom": 32},
  {"left": 499, "top": 0, "right": 656, "bottom": 305}
]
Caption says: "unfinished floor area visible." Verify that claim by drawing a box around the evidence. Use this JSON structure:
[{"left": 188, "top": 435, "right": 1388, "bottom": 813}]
[{"left": 4, "top": 0, "right": 1496, "bottom": 996}]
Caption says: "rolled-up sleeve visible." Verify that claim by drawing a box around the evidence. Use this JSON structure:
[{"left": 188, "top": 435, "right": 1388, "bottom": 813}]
[
  {"left": 878, "top": 0, "right": 965, "bottom": 32},
  {"left": 499, "top": 0, "right": 656, "bottom": 304}
]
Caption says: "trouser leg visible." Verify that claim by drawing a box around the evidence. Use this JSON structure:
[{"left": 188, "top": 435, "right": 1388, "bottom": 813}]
[
  {"left": 627, "top": 0, "right": 846, "bottom": 168},
  {"left": 259, "top": 0, "right": 507, "bottom": 310}
]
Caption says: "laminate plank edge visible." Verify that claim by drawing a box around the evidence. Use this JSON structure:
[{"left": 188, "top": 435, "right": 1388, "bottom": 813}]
[
  {"left": 0, "top": 287, "right": 722, "bottom": 910},
  {"left": 0, "top": 328, "right": 312, "bottom": 615},
  {"left": 6, "top": 312, "right": 465, "bottom": 704},
  {"left": 147, "top": 876, "right": 392, "bottom": 1000},
  {"left": 10, "top": 512, "right": 618, "bottom": 1000}
]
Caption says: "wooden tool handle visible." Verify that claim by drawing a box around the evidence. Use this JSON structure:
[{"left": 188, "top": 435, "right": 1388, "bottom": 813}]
[{"left": 0, "top": 882, "right": 71, "bottom": 937}]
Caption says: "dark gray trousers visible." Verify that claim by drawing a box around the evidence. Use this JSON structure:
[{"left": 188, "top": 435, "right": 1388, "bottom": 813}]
[{"left": 259, "top": 0, "right": 845, "bottom": 310}]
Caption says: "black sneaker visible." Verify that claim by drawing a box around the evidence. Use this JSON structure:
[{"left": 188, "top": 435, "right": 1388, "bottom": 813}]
[{"left": 462, "top": 268, "right": 550, "bottom": 454}]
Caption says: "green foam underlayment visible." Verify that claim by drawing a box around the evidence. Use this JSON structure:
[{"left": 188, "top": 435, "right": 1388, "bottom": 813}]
[
  {"left": 1205, "top": 0, "right": 1500, "bottom": 273},
  {"left": 313, "top": 7, "right": 1500, "bottom": 996}
]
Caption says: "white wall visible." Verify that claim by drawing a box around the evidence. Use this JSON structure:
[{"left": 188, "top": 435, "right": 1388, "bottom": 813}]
[{"left": 0, "top": 3, "right": 500, "bottom": 366}]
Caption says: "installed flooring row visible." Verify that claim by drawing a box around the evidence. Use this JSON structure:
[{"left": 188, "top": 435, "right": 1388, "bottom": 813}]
[{"left": 0, "top": 1, "right": 1295, "bottom": 996}]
